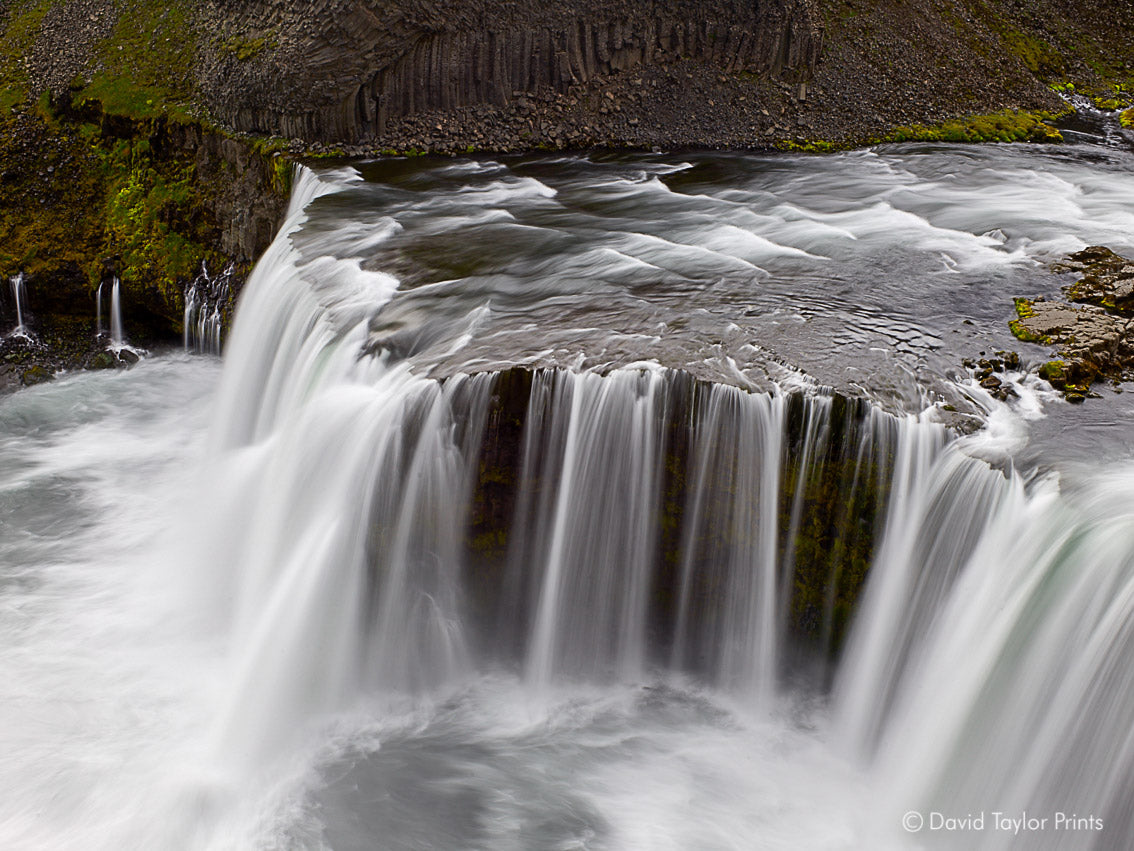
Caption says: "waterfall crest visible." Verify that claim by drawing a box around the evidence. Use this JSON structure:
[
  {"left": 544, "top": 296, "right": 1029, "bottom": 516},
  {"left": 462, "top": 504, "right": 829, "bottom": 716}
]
[
  {"left": 196, "top": 164, "right": 1134, "bottom": 847},
  {"left": 199, "top": 168, "right": 965, "bottom": 761}
]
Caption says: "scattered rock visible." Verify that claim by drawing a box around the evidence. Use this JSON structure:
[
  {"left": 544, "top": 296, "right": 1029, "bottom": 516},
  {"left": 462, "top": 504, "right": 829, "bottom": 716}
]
[{"left": 1058, "top": 246, "right": 1134, "bottom": 314}]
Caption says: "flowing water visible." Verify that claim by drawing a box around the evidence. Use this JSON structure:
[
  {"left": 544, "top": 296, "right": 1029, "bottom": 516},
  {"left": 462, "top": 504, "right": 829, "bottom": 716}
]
[
  {"left": 2, "top": 138, "right": 1134, "bottom": 850},
  {"left": 184, "top": 262, "right": 234, "bottom": 355},
  {"left": 8, "top": 272, "right": 29, "bottom": 339},
  {"left": 108, "top": 276, "right": 126, "bottom": 350}
]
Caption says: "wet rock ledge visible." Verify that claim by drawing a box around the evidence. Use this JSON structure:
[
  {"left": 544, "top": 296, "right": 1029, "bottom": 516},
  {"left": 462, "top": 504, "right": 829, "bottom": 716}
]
[{"left": 1010, "top": 246, "right": 1134, "bottom": 402}]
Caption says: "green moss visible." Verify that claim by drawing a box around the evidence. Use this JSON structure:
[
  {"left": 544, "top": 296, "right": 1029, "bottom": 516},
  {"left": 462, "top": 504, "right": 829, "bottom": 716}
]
[
  {"left": 72, "top": 0, "right": 198, "bottom": 123},
  {"left": 0, "top": 84, "right": 24, "bottom": 115},
  {"left": 1038, "top": 360, "right": 1067, "bottom": 386},
  {"left": 1008, "top": 297, "right": 1053, "bottom": 344},
  {"left": 377, "top": 147, "right": 428, "bottom": 158},
  {"left": 0, "top": 0, "right": 55, "bottom": 108},
  {"left": 469, "top": 529, "right": 508, "bottom": 553},
  {"left": 269, "top": 155, "right": 293, "bottom": 195},
  {"left": 81, "top": 136, "right": 222, "bottom": 317},
  {"left": 1121, "top": 108, "right": 1134, "bottom": 128},
  {"left": 1013, "top": 297, "right": 1036, "bottom": 319},
  {"left": 888, "top": 109, "right": 1065, "bottom": 144},
  {"left": 1092, "top": 97, "right": 1125, "bottom": 111},
  {"left": 478, "top": 463, "right": 513, "bottom": 486},
  {"left": 776, "top": 139, "right": 842, "bottom": 153},
  {"left": 220, "top": 34, "right": 273, "bottom": 62},
  {"left": 20, "top": 364, "right": 55, "bottom": 385},
  {"left": 999, "top": 28, "right": 1064, "bottom": 77}
]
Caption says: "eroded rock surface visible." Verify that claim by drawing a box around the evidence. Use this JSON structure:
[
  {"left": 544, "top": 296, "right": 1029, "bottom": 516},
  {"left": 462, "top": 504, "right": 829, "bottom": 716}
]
[{"left": 1011, "top": 246, "right": 1134, "bottom": 401}]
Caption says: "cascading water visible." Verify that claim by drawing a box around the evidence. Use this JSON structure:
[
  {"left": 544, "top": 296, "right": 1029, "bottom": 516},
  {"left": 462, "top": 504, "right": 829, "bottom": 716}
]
[
  {"left": 108, "top": 276, "right": 125, "bottom": 349},
  {"left": 95, "top": 280, "right": 103, "bottom": 336},
  {"left": 8, "top": 272, "right": 29, "bottom": 338},
  {"left": 4, "top": 146, "right": 1134, "bottom": 850},
  {"left": 184, "top": 262, "right": 233, "bottom": 355}
]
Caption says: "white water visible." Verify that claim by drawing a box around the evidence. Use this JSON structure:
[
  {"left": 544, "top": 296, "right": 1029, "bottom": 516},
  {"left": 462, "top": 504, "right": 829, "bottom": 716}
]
[
  {"left": 8, "top": 272, "right": 29, "bottom": 338},
  {"left": 108, "top": 276, "right": 125, "bottom": 349},
  {"left": 184, "top": 263, "right": 233, "bottom": 355},
  {"left": 2, "top": 152, "right": 1134, "bottom": 849}
]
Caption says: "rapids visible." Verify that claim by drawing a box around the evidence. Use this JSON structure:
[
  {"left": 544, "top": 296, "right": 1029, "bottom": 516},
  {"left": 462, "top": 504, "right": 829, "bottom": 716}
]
[{"left": 2, "top": 140, "right": 1134, "bottom": 850}]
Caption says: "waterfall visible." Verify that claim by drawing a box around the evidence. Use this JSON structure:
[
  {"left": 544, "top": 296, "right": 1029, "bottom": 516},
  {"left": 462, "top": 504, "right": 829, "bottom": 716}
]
[
  {"left": 197, "top": 169, "right": 951, "bottom": 766},
  {"left": 183, "top": 262, "right": 233, "bottom": 355},
  {"left": 8, "top": 273, "right": 28, "bottom": 338},
  {"left": 109, "top": 276, "right": 124, "bottom": 349},
  {"left": 184, "top": 164, "right": 1134, "bottom": 847},
  {"left": 95, "top": 280, "right": 103, "bottom": 336},
  {"left": 827, "top": 456, "right": 1134, "bottom": 841}
]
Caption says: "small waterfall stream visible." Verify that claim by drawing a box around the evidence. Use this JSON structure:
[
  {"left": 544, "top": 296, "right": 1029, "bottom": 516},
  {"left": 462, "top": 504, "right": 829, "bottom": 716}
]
[
  {"left": 8, "top": 272, "right": 29, "bottom": 338},
  {"left": 95, "top": 280, "right": 103, "bottom": 336},
  {"left": 184, "top": 263, "right": 233, "bottom": 355},
  {"left": 108, "top": 276, "right": 125, "bottom": 349}
]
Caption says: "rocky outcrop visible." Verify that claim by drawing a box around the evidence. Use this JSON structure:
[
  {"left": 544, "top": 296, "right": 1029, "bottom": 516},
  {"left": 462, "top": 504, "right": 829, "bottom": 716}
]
[
  {"left": 1010, "top": 247, "right": 1134, "bottom": 402},
  {"left": 366, "top": 14, "right": 819, "bottom": 130},
  {"left": 190, "top": 0, "right": 1132, "bottom": 150},
  {"left": 3, "top": 0, "right": 1132, "bottom": 154}
]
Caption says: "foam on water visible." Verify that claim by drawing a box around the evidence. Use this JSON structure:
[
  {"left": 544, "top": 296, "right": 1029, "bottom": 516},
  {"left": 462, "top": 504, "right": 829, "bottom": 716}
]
[{"left": 4, "top": 146, "right": 1134, "bottom": 850}]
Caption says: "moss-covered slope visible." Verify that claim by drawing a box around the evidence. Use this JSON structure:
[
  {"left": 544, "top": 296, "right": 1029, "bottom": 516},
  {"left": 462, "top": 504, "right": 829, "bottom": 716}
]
[{"left": 0, "top": 1, "right": 287, "bottom": 359}]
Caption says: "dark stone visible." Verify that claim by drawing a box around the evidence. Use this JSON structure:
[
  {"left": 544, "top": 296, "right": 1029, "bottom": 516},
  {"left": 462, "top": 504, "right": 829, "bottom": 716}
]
[
  {"left": 89, "top": 351, "right": 117, "bottom": 370},
  {"left": 20, "top": 365, "right": 54, "bottom": 385}
]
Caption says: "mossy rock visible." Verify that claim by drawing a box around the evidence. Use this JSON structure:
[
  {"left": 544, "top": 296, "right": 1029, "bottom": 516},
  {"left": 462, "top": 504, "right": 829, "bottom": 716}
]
[
  {"left": 88, "top": 350, "right": 118, "bottom": 370},
  {"left": 20, "top": 364, "right": 54, "bottom": 385},
  {"left": 888, "top": 110, "right": 1065, "bottom": 145},
  {"left": 1038, "top": 360, "right": 1068, "bottom": 388},
  {"left": 1014, "top": 247, "right": 1134, "bottom": 404}
]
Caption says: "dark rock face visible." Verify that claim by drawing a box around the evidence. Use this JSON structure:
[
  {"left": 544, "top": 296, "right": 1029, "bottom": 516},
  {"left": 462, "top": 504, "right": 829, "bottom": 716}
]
[
  {"left": 12, "top": 0, "right": 1134, "bottom": 154},
  {"left": 190, "top": 0, "right": 1134, "bottom": 150},
  {"left": 203, "top": 0, "right": 822, "bottom": 143},
  {"left": 164, "top": 121, "right": 285, "bottom": 265},
  {"left": 362, "top": 6, "right": 821, "bottom": 137}
]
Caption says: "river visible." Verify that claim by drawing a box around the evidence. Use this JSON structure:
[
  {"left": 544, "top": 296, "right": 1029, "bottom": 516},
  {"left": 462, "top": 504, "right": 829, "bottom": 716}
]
[{"left": 1, "top": 137, "right": 1133, "bottom": 850}]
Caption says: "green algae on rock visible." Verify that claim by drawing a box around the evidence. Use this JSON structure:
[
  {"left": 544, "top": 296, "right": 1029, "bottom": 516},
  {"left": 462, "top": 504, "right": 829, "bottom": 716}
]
[
  {"left": 1009, "top": 247, "right": 1134, "bottom": 402},
  {"left": 887, "top": 109, "right": 1066, "bottom": 145}
]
